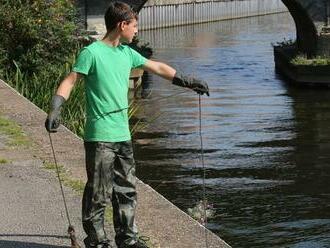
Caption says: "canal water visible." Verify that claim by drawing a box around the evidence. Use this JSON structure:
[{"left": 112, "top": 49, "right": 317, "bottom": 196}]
[{"left": 134, "top": 12, "right": 330, "bottom": 248}]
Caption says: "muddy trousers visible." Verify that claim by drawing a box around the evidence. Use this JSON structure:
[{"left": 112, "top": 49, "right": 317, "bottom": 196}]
[{"left": 82, "top": 141, "right": 138, "bottom": 248}]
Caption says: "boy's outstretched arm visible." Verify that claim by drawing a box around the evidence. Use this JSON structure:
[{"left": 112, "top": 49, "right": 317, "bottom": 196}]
[
  {"left": 143, "top": 60, "right": 209, "bottom": 96},
  {"left": 142, "top": 60, "right": 176, "bottom": 80},
  {"left": 45, "top": 72, "right": 81, "bottom": 133}
]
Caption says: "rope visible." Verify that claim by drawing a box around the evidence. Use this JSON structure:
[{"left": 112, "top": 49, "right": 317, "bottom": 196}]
[
  {"left": 198, "top": 94, "right": 209, "bottom": 248},
  {"left": 139, "top": 89, "right": 188, "bottom": 103},
  {"left": 139, "top": 89, "right": 210, "bottom": 248},
  {"left": 48, "top": 132, "right": 72, "bottom": 227},
  {"left": 82, "top": 90, "right": 187, "bottom": 120}
]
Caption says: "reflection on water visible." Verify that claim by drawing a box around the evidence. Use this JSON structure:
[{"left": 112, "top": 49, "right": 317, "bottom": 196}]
[{"left": 134, "top": 13, "right": 330, "bottom": 247}]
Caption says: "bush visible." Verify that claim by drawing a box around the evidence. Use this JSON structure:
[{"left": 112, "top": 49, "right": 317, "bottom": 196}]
[
  {"left": 128, "top": 36, "right": 153, "bottom": 59},
  {"left": 0, "top": 0, "right": 81, "bottom": 75},
  {"left": 0, "top": 0, "right": 86, "bottom": 136}
]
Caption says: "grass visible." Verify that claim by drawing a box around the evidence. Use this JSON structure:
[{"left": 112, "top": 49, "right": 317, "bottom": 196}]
[
  {"left": 65, "top": 177, "right": 85, "bottom": 194},
  {"left": 43, "top": 161, "right": 85, "bottom": 193},
  {"left": 0, "top": 115, "right": 29, "bottom": 146},
  {"left": 0, "top": 158, "right": 8, "bottom": 164},
  {"left": 291, "top": 55, "right": 330, "bottom": 66}
]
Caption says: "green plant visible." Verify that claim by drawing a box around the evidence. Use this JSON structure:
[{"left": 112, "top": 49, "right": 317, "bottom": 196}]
[
  {"left": 0, "top": 158, "right": 8, "bottom": 164},
  {"left": 291, "top": 54, "right": 330, "bottom": 66},
  {"left": 128, "top": 36, "right": 153, "bottom": 59},
  {"left": 0, "top": 0, "right": 80, "bottom": 76},
  {"left": 272, "top": 38, "right": 296, "bottom": 48}
]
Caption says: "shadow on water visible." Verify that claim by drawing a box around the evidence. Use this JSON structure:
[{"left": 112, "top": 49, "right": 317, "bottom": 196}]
[{"left": 214, "top": 82, "right": 330, "bottom": 247}]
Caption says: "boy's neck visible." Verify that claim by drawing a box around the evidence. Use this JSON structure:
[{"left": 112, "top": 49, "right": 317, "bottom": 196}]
[{"left": 102, "top": 31, "right": 121, "bottom": 47}]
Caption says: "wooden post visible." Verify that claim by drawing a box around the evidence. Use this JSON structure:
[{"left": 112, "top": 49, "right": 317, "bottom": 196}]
[{"left": 129, "top": 69, "right": 144, "bottom": 98}]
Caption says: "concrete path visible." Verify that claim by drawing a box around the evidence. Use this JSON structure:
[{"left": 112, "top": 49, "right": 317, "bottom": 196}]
[
  {"left": 0, "top": 131, "right": 86, "bottom": 248},
  {"left": 0, "top": 79, "right": 230, "bottom": 248}
]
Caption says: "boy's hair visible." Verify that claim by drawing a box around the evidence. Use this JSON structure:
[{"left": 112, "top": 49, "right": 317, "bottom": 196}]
[{"left": 104, "top": 1, "right": 138, "bottom": 31}]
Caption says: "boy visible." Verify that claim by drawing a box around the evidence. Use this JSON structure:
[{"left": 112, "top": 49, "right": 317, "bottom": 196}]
[{"left": 45, "top": 2, "right": 209, "bottom": 248}]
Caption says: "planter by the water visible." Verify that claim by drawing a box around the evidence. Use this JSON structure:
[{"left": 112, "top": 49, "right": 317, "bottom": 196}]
[{"left": 274, "top": 46, "right": 330, "bottom": 86}]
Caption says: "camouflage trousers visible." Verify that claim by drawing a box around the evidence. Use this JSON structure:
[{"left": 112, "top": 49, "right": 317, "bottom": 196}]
[{"left": 82, "top": 141, "right": 138, "bottom": 248}]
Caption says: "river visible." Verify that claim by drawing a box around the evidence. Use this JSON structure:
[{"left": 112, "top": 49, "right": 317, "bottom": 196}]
[{"left": 134, "top": 12, "right": 330, "bottom": 248}]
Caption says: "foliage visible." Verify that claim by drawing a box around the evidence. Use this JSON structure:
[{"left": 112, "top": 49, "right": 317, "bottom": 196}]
[
  {"left": 0, "top": 0, "right": 80, "bottom": 76},
  {"left": 0, "top": 0, "right": 87, "bottom": 137},
  {"left": 291, "top": 54, "right": 330, "bottom": 66},
  {"left": 272, "top": 38, "right": 296, "bottom": 48},
  {"left": 128, "top": 36, "right": 153, "bottom": 58}
]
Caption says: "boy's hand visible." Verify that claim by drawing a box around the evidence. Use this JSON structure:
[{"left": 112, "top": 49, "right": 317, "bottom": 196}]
[
  {"left": 45, "top": 95, "right": 65, "bottom": 133},
  {"left": 172, "top": 73, "right": 210, "bottom": 96}
]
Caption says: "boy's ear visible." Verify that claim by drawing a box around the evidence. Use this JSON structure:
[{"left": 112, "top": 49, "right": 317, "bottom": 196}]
[{"left": 118, "top": 21, "right": 127, "bottom": 31}]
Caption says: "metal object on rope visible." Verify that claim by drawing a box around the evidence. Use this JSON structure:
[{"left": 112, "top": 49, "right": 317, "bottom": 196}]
[{"left": 48, "top": 132, "right": 81, "bottom": 248}]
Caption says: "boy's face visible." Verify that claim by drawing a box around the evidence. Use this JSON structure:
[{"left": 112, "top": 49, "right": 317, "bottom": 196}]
[{"left": 120, "top": 18, "right": 138, "bottom": 43}]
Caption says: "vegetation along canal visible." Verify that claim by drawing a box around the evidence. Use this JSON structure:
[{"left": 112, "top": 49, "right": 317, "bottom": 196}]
[{"left": 133, "top": 12, "right": 330, "bottom": 248}]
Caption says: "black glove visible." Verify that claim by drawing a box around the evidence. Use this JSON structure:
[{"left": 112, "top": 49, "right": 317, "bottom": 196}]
[
  {"left": 45, "top": 95, "right": 65, "bottom": 133},
  {"left": 172, "top": 72, "right": 209, "bottom": 96}
]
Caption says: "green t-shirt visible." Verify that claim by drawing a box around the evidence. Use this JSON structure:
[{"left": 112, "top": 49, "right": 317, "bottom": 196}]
[{"left": 72, "top": 40, "right": 147, "bottom": 142}]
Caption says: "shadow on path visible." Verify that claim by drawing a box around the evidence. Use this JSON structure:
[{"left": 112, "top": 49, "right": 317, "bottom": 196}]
[
  {"left": 0, "top": 234, "right": 68, "bottom": 239},
  {"left": 0, "top": 234, "right": 71, "bottom": 248},
  {"left": 0, "top": 240, "right": 68, "bottom": 247}
]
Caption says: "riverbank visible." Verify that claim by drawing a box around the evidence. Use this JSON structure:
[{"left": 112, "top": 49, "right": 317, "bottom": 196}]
[{"left": 0, "top": 78, "right": 230, "bottom": 247}]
